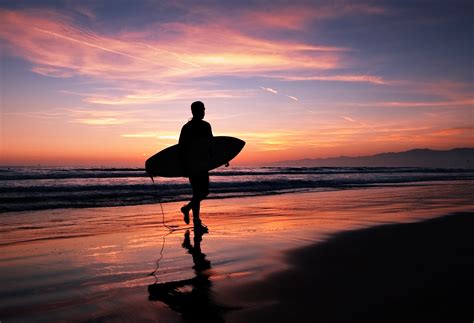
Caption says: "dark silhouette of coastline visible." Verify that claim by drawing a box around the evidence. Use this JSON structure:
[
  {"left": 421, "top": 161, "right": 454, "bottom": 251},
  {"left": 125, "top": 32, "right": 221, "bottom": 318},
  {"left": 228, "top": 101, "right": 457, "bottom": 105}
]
[
  {"left": 148, "top": 230, "right": 234, "bottom": 322},
  {"left": 229, "top": 212, "right": 474, "bottom": 322},
  {"left": 271, "top": 147, "right": 474, "bottom": 168}
]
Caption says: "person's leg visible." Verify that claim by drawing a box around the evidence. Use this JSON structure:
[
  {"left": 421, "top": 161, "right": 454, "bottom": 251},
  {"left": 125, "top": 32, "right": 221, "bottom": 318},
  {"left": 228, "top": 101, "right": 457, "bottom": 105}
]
[
  {"left": 182, "top": 176, "right": 198, "bottom": 224},
  {"left": 181, "top": 176, "right": 195, "bottom": 225},
  {"left": 190, "top": 175, "right": 202, "bottom": 224},
  {"left": 181, "top": 204, "right": 191, "bottom": 224},
  {"left": 190, "top": 173, "right": 209, "bottom": 227}
]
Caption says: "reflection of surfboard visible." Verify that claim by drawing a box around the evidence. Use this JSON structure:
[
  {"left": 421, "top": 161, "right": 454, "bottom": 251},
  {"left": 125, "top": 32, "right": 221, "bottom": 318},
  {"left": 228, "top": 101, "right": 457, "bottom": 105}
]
[{"left": 145, "top": 136, "right": 245, "bottom": 178}]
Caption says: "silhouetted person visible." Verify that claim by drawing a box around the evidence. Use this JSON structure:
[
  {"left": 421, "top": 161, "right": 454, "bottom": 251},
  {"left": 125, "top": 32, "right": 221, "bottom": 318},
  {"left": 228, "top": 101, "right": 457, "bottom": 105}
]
[
  {"left": 148, "top": 230, "right": 229, "bottom": 322},
  {"left": 179, "top": 101, "right": 213, "bottom": 232}
]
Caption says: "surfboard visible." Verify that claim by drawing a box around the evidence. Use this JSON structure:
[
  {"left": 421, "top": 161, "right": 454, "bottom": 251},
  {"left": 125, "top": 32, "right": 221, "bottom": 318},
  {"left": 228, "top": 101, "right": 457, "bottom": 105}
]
[{"left": 145, "top": 136, "right": 245, "bottom": 178}]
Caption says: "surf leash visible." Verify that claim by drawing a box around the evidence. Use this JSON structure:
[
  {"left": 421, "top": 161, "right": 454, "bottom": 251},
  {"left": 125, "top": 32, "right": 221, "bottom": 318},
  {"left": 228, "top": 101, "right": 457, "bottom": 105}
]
[
  {"left": 148, "top": 229, "right": 171, "bottom": 282},
  {"left": 149, "top": 175, "right": 180, "bottom": 232}
]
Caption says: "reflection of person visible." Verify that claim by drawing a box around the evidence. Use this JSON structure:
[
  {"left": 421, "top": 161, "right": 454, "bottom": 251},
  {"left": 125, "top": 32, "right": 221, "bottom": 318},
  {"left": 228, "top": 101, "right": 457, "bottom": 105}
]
[
  {"left": 148, "top": 230, "right": 228, "bottom": 322},
  {"left": 179, "top": 101, "right": 213, "bottom": 232},
  {"left": 182, "top": 230, "right": 211, "bottom": 272}
]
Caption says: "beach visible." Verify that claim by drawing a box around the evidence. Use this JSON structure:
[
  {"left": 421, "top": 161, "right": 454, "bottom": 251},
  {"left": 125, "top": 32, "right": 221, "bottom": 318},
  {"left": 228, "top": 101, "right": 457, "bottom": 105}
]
[
  {"left": 2, "top": 0, "right": 474, "bottom": 322},
  {"left": 226, "top": 212, "right": 474, "bottom": 323},
  {"left": 0, "top": 181, "right": 473, "bottom": 322}
]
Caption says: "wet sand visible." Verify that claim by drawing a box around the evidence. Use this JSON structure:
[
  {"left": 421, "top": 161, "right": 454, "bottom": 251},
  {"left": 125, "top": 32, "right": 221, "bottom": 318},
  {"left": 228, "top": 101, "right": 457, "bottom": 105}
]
[
  {"left": 226, "top": 212, "right": 474, "bottom": 323},
  {"left": 0, "top": 181, "right": 472, "bottom": 322}
]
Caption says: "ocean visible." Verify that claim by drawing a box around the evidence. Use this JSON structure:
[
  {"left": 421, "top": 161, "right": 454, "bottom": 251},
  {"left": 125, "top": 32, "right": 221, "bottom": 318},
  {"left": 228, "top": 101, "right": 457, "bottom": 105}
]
[{"left": 1, "top": 166, "right": 473, "bottom": 213}]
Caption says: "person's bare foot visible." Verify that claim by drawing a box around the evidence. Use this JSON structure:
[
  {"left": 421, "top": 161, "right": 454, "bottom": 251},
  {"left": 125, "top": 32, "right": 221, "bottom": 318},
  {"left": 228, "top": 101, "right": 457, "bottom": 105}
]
[
  {"left": 194, "top": 222, "right": 208, "bottom": 233},
  {"left": 181, "top": 206, "right": 190, "bottom": 224}
]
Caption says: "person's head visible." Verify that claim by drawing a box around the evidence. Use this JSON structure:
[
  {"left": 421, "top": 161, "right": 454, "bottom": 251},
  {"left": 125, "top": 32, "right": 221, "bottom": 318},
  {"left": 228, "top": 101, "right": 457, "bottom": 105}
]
[{"left": 191, "top": 101, "right": 205, "bottom": 120}]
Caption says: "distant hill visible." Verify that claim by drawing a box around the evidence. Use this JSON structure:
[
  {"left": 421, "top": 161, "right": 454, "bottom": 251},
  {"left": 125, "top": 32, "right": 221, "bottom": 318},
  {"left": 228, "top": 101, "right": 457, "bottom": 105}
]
[{"left": 271, "top": 148, "right": 474, "bottom": 168}]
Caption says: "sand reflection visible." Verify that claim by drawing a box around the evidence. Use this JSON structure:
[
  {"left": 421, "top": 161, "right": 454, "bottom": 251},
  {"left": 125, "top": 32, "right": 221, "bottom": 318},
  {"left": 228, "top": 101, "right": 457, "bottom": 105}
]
[{"left": 148, "top": 230, "right": 234, "bottom": 322}]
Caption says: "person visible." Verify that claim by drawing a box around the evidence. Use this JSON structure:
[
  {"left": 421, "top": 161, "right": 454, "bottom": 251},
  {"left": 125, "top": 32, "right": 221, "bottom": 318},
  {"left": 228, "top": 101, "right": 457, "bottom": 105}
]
[{"left": 179, "top": 101, "right": 213, "bottom": 232}]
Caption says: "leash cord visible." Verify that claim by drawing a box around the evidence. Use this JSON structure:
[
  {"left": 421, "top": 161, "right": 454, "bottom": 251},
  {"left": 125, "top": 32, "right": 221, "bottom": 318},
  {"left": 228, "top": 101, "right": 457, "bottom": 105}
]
[{"left": 150, "top": 176, "right": 178, "bottom": 231}]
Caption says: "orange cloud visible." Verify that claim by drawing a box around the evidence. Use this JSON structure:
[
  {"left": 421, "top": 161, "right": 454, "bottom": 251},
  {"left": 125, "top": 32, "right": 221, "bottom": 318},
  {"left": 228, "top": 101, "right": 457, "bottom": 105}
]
[
  {"left": 83, "top": 88, "right": 242, "bottom": 105},
  {"left": 429, "top": 127, "right": 473, "bottom": 137},
  {"left": 0, "top": 9, "right": 344, "bottom": 82},
  {"left": 0, "top": 8, "right": 360, "bottom": 106},
  {"left": 4, "top": 107, "right": 144, "bottom": 125}
]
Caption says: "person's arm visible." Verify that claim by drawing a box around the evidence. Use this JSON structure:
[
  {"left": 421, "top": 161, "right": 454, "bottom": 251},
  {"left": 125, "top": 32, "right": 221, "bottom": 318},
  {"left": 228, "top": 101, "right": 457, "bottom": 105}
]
[
  {"left": 178, "top": 125, "right": 186, "bottom": 146},
  {"left": 208, "top": 123, "right": 213, "bottom": 138},
  {"left": 178, "top": 125, "right": 189, "bottom": 175},
  {"left": 207, "top": 123, "right": 214, "bottom": 158}
]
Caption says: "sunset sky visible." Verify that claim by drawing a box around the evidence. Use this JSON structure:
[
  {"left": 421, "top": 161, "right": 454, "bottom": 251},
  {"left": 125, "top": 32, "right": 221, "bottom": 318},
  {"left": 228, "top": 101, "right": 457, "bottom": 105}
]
[{"left": 0, "top": 0, "right": 472, "bottom": 166}]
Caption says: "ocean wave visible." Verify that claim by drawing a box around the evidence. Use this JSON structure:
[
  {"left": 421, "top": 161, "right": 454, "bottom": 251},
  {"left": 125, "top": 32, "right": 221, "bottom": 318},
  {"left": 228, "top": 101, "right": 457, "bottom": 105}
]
[
  {"left": 1, "top": 166, "right": 472, "bottom": 181},
  {"left": 1, "top": 167, "right": 473, "bottom": 212}
]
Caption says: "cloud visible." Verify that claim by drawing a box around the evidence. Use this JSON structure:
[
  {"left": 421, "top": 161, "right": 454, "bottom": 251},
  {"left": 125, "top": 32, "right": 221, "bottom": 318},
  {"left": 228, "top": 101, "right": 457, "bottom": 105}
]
[
  {"left": 341, "top": 115, "right": 368, "bottom": 127},
  {"left": 375, "top": 100, "right": 474, "bottom": 108},
  {"left": 0, "top": 8, "right": 345, "bottom": 84},
  {"left": 75, "top": 118, "right": 126, "bottom": 125},
  {"left": 33, "top": 27, "right": 168, "bottom": 67},
  {"left": 259, "top": 86, "right": 301, "bottom": 102},
  {"left": 207, "top": 2, "right": 388, "bottom": 31},
  {"left": 429, "top": 127, "right": 473, "bottom": 137},
  {"left": 278, "top": 74, "right": 389, "bottom": 85},
  {"left": 0, "top": 7, "right": 376, "bottom": 106},
  {"left": 341, "top": 116, "right": 356, "bottom": 123},
  {"left": 260, "top": 86, "right": 278, "bottom": 94},
  {"left": 68, "top": 108, "right": 141, "bottom": 125},
  {"left": 1, "top": 106, "right": 141, "bottom": 125},
  {"left": 121, "top": 132, "right": 177, "bottom": 139},
  {"left": 83, "top": 88, "right": 242, "bottom": 105},
  {"left": 2, "top": 108, "right": 72, "bottom": 119}
]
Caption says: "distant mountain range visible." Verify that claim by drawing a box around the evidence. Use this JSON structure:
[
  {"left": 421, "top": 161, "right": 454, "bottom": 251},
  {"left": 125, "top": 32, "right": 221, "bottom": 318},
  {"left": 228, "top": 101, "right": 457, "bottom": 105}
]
[{"left": 271, "top": 148, "right": 474, "bottom": 168}]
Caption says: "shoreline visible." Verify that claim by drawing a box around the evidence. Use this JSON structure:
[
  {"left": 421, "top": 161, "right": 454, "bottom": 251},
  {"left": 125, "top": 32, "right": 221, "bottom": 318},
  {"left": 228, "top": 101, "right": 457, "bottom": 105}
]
[
  {"left": 2, "top": 180, "right": 473, "bottom": 248},
  {"left": 2, "top": 178, "right": 472, "bottom": 214},
  {"left": 2, "top": 165, "right": 473, "bottom": 213}
]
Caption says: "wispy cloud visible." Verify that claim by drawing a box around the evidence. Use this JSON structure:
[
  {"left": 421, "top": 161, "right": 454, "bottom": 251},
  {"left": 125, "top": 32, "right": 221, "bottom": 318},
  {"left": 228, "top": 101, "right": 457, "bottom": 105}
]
[
  {"left": 375, "top": 99, "right": 474, "bottom": 108},
  {"left": 260, "top": 86, "right": 278, "bottom": 94},
  {"left": 341, "top": 115, "right": 367, "bottom": 126},
  {"left": 429, "top": 127, "right": 473, "bottom": 137},
  {"left": 341, "top": 116, "right": 356, "bottom": 123},
  {"left": 260, "top": 86, "right": 300, "bottom": 102},
  {"left": 121, "top": 132, "right": 178, "bottom": 140},
  {"left": 33, "top": 27, "right": 169, "bottom": 68},
  {"left": 278, "top": 74, "right": 389, "bottom": 85},
  {"left": 219, "top": 3, "right": 388, "bottom": 31},
  {"left": 0, "top": 8, "right": 369, "bottom": 106},
  {"left": 0, "top": 8, "right": 345, "bottom": 83},
  {"left": 2, "top": 107, "right": 139, "bottom": 125},
  {"left": 75, "top": 117, "right": 126, "bottom": 125},
  {"left": 228, "top": 122, "right": 431, "bottom": 152},
  {"left": 83, "top": 88, "right": 241, "bottom": 105}
]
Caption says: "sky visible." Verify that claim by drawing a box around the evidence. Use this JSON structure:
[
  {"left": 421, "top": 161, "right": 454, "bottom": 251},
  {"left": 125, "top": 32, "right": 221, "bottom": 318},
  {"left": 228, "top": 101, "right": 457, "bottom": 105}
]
[{"left": 0, "top": 0, "right": 473, "bottom": 166}]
